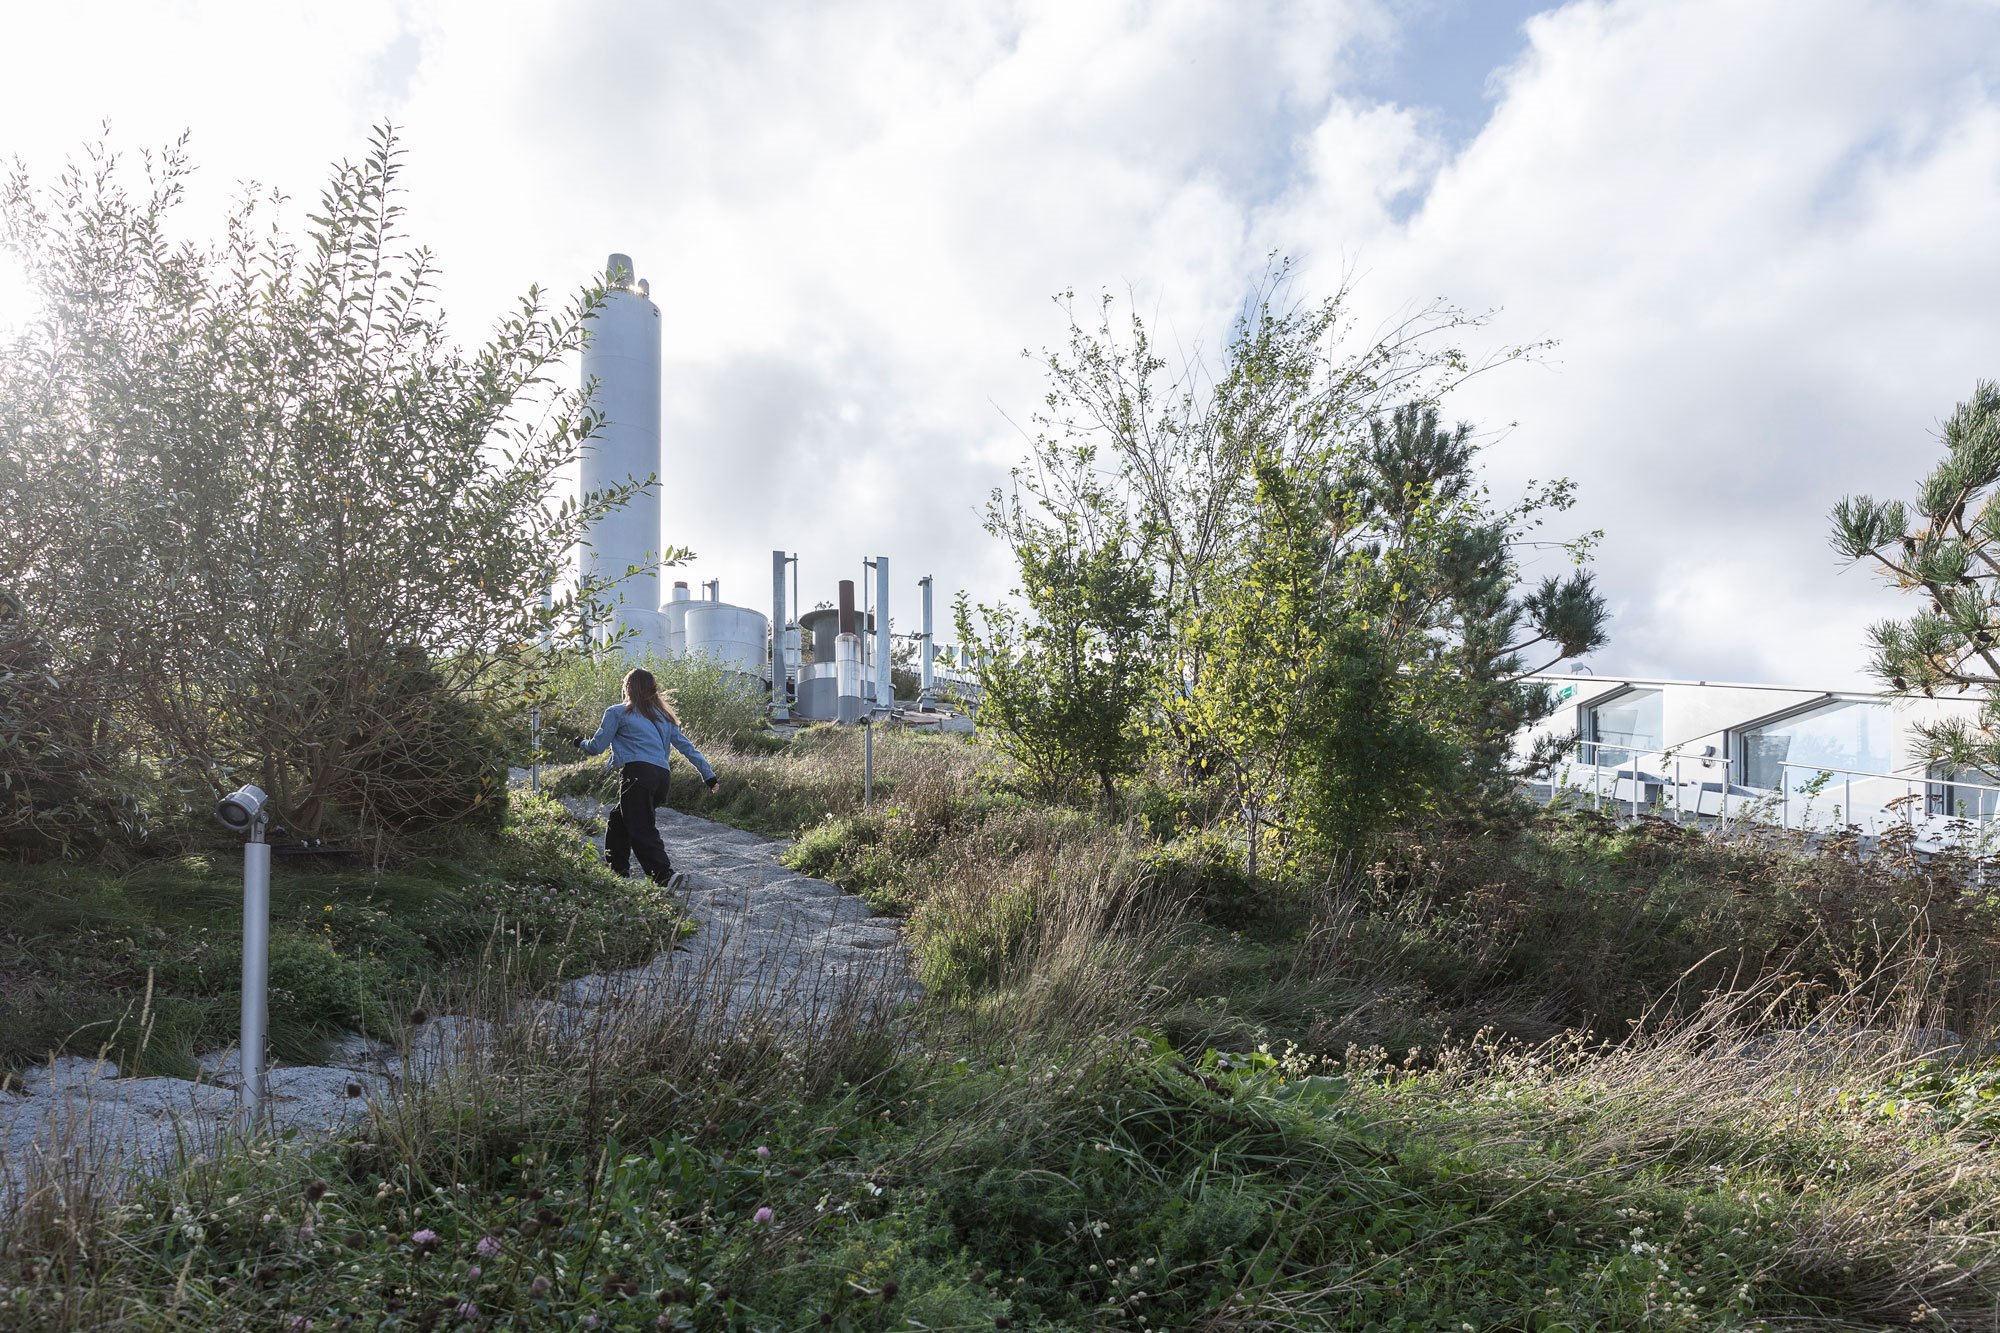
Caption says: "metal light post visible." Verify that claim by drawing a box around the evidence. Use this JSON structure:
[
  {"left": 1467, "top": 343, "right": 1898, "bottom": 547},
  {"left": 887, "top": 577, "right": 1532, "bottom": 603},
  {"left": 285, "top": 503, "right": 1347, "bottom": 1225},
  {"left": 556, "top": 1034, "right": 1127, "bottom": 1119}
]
[{"left": 215, "top": 784, "right": 272, "bottom": 1115}]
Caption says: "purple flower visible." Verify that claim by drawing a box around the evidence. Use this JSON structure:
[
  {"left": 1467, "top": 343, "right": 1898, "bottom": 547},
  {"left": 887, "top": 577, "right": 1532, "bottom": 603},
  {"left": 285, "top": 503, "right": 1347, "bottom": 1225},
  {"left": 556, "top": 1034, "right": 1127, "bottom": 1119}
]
[
  {"left": 477, "top": 1235, "right": 502, "bottom": 1259},
  {"left": 412, "top": 1228, "right": 440, "bottom": 1253},
  {"left": 755, "top": 1146, "right": 771, "bottom": 1160},
  {"left": 284, "top": 1319, "right": 314, "bottom": 1333},
  {"left": 455, "top": 1300, "right": 478, "bottom": 1322},
  {"left": 753, "top": 1206, "right": 773, "bottom": 1224},
  {"left": 529, "top": 1275, "right": 550, "bottom": 1297},
  {"left": 582, "top": 1318, "right": 599, "bottom": 1329},
  {"left": 466, "top": 1265, "right": 481, "bottom": 1280}
]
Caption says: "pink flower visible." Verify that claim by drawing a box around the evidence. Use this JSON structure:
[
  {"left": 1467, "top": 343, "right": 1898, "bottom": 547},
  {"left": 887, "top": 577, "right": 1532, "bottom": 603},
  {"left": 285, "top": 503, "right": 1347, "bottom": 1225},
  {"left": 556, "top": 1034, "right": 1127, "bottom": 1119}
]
[
  {"left": 755, "top": 1146, "right": 770, "bottom": 1160},
  {"left": 467, "top": 1265, "right": 481, "bottom": 1280},
  {"left": 455, "top": 1300, "right": 478, "bottom": 1321},
  {"left": 477, "top": 1235, "right": 502, "bottom": 1259},
  {"left": 753, "top": 1206, "right": 773, "bottom": 1224}
]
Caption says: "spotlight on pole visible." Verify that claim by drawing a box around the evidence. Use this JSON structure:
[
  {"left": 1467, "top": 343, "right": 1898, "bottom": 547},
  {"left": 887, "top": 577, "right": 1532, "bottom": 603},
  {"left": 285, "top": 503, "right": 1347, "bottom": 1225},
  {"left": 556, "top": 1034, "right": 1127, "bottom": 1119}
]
[{"left": 214, "top": 783, "right": 271, "bottom": 1115}]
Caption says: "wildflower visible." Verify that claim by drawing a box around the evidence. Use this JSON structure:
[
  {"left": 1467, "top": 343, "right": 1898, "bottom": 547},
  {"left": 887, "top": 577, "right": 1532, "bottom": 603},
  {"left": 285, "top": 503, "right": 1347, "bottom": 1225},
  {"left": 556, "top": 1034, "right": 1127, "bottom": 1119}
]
[
  {"left": 284, "top": 1319, "right": 313, "bottom": 1333},
  {"left": 529, "top": 1276, "right": 550, "bottom": 1297},
  {"left": 583, "top": 1318, "right": 599, "bottom": 1329},
  {"left": 477, "top": 1235, "right": 502, "bottom": 1259},
  {"left": 303, "top": 1180, "right": 328, "bottom": 1203},
  {"left": 755, "top": 1145, "right": 771, "bottom": 1160},
  {"left": 412, "top": 1229, "right": 440, "bottom": 1254},
  {"left": 753, "top": 1206, "right": 774, "bottom": 1224},
  {"left": 455, "top": 1301, "right": 478, "bottom": 1322},
  {"left": 467, "top": 1265, "right": 481, "bottom": 1280}
]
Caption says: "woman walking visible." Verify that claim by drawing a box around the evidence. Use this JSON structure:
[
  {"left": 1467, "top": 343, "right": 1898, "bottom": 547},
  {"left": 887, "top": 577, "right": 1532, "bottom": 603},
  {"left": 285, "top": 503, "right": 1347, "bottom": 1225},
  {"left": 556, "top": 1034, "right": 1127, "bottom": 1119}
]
[{"left": 574, "top": 668, "right": 719, "bottom": 886}]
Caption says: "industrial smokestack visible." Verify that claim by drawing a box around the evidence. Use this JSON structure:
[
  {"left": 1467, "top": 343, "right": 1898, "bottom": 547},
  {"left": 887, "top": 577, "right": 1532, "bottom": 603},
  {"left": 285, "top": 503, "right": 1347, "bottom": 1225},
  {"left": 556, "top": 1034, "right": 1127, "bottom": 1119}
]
[
  {"left": 578, "top": 251, "right": 666, "bottom": 654},
  {"left": 838, "top": 579, "right": 856, "bottom": 636}
]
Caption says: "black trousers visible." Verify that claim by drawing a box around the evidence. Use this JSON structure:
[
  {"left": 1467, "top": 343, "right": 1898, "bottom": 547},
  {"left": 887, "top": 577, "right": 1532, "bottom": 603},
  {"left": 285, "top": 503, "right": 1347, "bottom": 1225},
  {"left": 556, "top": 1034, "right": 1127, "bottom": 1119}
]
[{"left": 604, "top": 761, "right": 673, "bottom": 883}]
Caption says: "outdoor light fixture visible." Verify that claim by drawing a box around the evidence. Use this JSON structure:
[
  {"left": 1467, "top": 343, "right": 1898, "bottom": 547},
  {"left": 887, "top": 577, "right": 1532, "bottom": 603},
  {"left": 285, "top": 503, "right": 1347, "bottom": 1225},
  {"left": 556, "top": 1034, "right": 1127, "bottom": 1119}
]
[
  {"left": 214, "top": 783, "right": 269, "bottom": 832},
  {"left": 214, "top": 781, "right": 272, "bottom": 1116}
]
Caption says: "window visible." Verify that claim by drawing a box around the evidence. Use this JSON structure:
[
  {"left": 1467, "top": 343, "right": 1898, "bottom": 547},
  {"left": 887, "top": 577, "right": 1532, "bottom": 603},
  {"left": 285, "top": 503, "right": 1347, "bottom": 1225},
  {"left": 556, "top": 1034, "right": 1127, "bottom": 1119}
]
[
  {"left": 1928, "top": 767, "right": 2000, "bottom": 820},
  {"left": 1582, "top": 689, "right": 1662, "bottom": 766},
  {"left": 1739, "top": 701, "right": 1891, "bottom": 791}
]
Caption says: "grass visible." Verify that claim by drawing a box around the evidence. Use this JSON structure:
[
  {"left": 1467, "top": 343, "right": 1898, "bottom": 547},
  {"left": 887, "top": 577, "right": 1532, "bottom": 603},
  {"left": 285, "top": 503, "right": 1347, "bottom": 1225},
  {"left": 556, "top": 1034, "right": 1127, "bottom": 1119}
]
[
  {"left": 0, "top": 795, "right": 690, "bottom": 1082},
  {"left": 9, "top": 727, "right": 2000, "bottom": 1327}
]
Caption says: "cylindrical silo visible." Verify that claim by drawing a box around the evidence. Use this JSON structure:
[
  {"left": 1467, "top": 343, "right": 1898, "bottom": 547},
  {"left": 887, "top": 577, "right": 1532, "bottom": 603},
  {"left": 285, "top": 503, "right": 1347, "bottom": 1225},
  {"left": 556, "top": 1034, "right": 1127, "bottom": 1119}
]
[
  {"left": 578, "top": 253, "right": 666, "bottom": 654},
  {"left": 685, "top": 603, "right": 770, "bottom": 677},
  {"left": 662, "top": 581, "right": 696, "bottom": 658}
]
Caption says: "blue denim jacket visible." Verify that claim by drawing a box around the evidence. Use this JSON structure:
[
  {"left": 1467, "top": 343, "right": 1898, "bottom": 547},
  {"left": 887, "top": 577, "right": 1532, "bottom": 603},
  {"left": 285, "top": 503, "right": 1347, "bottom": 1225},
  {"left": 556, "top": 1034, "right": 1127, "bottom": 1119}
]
[{"left": 580, "top": 704, "right": 716, "bottom": 782}]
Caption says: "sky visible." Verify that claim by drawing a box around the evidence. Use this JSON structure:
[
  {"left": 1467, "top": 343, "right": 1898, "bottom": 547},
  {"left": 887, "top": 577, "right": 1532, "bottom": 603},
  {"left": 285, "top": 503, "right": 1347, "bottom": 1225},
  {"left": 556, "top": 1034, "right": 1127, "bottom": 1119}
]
[{"left": 3, "top": 0, "right": 1997, "bottom": 689}]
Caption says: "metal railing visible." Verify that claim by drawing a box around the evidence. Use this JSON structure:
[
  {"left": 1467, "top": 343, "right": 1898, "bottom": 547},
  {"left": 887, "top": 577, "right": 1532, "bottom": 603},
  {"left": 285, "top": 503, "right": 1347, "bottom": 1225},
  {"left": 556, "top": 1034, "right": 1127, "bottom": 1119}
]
[{"left": 1544, "top": 744, "right": 2000, "bottom": 851}]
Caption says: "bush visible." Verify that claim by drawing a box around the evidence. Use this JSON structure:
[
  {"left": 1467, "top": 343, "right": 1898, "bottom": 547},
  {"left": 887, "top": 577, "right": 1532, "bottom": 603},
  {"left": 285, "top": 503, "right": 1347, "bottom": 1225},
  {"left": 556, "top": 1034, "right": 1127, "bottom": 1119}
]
[
  {"left": 541, "top": 651, "right": 768, "bottom": 757},
  {"left": 1139, "top": 828, "right": 1263, "bottom": 927},
  {"left": 0, "top": 589, "right": 143, "bottom": 857}
]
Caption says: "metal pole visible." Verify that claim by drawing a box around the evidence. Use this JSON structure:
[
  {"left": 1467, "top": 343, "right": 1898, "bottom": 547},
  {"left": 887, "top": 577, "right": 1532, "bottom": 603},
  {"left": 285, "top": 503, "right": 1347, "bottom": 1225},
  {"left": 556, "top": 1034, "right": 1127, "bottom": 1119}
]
[
  {"left": 240, "top": 821, "right": 270, "bottom": 1116},
  {"left": 918, "top": 574, "right": 935, "bottom": 712},
  {"left": 860, "top": 560, "right": 873, "bottom": 704},
  {"left": 532, "top": 586, "right": 551, "bottom": 796},
  {"left": 1844, "top": 774, "right": 1851, "bottom": 829},
  {"left": 1782, "top": 765, "right": 1790, "bottom": 831},
  {"left": 864, "top": 714, "right": 874, "bottom": 808},
  {"left": 875, "top": 555, "right": 891, "bottom": 710},
  {"left": 1674, "top": 758, "right": 1682, "bottom": 825},
  {"left": 771, "top": 549, "right": 790, "bottom": 723}
]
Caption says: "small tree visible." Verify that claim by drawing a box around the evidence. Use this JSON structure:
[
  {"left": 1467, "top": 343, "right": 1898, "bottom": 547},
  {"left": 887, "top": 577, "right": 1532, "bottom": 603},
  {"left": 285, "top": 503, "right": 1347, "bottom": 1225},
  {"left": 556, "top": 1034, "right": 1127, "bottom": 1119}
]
[
  {"left": 0, "top": 128, "right": 659, "bottom": 837},
  {"left": 958, "top": 509, "right": 1157, "bottom": 807},
  {"left": 1832, "top": 381, "right": 2000, "bottom": 773}
]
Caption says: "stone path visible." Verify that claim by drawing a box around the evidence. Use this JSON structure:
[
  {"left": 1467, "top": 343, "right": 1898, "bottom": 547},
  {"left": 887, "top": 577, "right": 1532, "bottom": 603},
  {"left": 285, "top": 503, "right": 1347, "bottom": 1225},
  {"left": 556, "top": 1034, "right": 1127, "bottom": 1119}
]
[{"left": 0, "top": 807, "right": 915, "bottom": 1213}]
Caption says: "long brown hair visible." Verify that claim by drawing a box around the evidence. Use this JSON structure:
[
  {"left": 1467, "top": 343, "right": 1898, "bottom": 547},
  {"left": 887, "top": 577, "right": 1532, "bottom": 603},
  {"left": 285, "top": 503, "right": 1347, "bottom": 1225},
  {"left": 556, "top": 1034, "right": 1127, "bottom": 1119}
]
[{"left": 621, "top": 667, "right": 681, "bottom": 726}]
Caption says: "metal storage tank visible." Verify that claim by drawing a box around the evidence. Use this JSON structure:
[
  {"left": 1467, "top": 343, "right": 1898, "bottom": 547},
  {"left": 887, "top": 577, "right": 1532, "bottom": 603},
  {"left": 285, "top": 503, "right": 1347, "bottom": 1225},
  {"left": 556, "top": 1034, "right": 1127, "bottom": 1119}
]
[
  {"left": 578, "top": 254, "right": 665, "bottom": 651},
  {"left": 662, "top": 582, "right": 696, "bottom": 658},
  {"left": 684, "top": 603, "right": 769, "bottom": 677}
]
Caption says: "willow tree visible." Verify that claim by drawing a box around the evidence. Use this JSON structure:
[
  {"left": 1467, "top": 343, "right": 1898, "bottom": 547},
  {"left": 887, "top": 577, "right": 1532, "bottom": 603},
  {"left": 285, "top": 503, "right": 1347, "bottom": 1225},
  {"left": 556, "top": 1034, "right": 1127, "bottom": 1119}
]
[
  {"left": 1832, "top": 380, "right": 2000, "bottom": 774},
  {"left": 0, "top": 127, "right": 654, "bottom": 837}
]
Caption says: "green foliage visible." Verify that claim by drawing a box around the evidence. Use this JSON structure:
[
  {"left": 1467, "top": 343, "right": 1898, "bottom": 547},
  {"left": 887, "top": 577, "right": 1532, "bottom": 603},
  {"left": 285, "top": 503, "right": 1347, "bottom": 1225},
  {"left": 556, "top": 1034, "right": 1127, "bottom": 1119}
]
[
  {"left": 957, "top": 508, "right": 1158, "bottom": 807},
  {"left": 972, "top": 273, "right": 1604, "bottom": 866},
  {"left": 0, "top": 589, "right": 145, "bottom": 855},
  {"left": 1833, "top": 380, "right": 2000, "bottom": 773},
  {"left": 539, "top": 650, "right": 768, "bottom": 758},
  {"left": 1137, "top": 826, "right": 1263, "bottom": 927},
  {"left": 0, "top": 127, "right": 659, "bottom": 839},
  {"left": 0, "top": 795, "right": 687, "bottom": 1076},
  {"left": 21, "top": 1028, "right": 1995, "bottom": 1328}
]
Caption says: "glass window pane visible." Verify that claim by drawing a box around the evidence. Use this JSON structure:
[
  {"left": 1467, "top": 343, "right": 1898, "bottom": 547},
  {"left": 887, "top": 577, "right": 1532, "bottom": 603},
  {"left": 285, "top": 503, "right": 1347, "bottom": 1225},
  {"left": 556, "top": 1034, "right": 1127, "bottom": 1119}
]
[
  {"left": 1742, "top": 702, "right": 1891, "bottom": 790},
  {"left": 1929, "top": 767, "right": 2000, "bottom": 819},
  {"left": 1585, "top": 689, "right": 1661, "bottom": 766}
]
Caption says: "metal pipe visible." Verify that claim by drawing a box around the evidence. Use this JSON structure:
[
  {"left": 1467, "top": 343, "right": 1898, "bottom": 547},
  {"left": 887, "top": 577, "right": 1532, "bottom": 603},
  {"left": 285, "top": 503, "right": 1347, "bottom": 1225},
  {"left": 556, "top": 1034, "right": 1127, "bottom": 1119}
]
[
  {"left": 240, "top": 825, "right": 270, "bottom": 1116},
  {"left": 875, "top": 556, "right": 891, "bottom": 710},
  {"left": 919, "top": 574, "right": 934, "bottom": 712},
  {"left": 864, "top": 714, "right": 874, "bottom": 806},
  {"left": 771, "top": 550, "right": 789, "bottom": 722}
]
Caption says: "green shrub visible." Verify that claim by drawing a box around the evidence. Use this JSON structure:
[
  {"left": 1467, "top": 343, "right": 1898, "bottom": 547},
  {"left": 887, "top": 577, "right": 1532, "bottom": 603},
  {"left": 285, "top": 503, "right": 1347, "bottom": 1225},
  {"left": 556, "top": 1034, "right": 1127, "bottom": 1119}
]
[
  {"left": 1139, "top": 827, "right": 1263, "bottom": 927},
  {"left": 541, "top": 651, "right": 768, "bottom": 756},
  {"left": 0, "top": 589, "right": 144, "bottom": 857}
]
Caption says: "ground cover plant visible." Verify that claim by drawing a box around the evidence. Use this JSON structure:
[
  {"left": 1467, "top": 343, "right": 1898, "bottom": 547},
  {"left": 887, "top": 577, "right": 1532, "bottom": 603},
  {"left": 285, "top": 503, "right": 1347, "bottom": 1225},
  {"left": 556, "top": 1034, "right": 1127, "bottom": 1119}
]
[{"left": 0, "top": 796, "right": 688, "bottom": 1082}]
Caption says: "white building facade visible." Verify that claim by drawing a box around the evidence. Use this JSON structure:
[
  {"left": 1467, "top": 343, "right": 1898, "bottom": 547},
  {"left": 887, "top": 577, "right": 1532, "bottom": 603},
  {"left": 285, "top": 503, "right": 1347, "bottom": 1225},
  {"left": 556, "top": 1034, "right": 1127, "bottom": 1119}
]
[{"left": 1521, "top": 673, "right": 1996, "bottom": 844}]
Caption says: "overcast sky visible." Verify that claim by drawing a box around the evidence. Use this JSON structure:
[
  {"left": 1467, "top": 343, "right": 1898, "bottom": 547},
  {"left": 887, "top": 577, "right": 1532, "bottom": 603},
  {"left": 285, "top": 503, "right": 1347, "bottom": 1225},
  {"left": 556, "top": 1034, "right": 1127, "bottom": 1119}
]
[{"left": 4, "top": 0, "right": 1997, "bottom": 688}]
